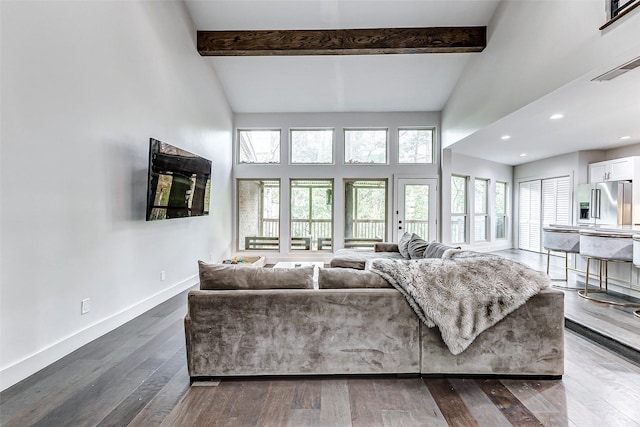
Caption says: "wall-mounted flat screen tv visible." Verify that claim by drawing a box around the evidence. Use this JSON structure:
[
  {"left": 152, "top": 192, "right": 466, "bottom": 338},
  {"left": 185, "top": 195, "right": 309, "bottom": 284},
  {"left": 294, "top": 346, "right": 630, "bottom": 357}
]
[{"left": 146, "top": 138, "right": 211, "bottom": 221}]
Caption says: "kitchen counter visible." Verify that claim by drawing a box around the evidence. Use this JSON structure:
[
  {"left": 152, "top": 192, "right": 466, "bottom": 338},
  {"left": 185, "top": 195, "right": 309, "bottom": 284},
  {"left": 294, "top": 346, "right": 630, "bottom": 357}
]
[{"left": 546, "top": 224, "right": 640, "bottom": 235}]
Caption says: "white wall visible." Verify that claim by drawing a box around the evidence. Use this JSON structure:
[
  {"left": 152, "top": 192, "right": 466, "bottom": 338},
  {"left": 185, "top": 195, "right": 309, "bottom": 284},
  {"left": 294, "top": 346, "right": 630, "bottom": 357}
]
[
  {"left": 233, "top": 112, "right": 440, "bottom": 262},
  {"left": 0, "top": 1, "right": 233, "bottom": 390},
  {"left": 443, "top": 0, "right": 640, "bottom": 148},
  {"left": 441, "top": 150, "right": 513, "bottom": 251},
  {"left": 605, "top": 143, "right": 640, "bottom": 159}
]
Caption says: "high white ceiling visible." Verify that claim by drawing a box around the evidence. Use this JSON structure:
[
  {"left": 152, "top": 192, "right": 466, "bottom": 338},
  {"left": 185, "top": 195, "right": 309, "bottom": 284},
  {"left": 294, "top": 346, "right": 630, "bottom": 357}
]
[
  {"left": 451, "top": 54, "right": 640, "bottom": 165},
  {"left": 183, "top": 0, "right": 640, "bottom": 166},
  {"left": 184, "top": 0, "right": 500, "bottom": 112}
]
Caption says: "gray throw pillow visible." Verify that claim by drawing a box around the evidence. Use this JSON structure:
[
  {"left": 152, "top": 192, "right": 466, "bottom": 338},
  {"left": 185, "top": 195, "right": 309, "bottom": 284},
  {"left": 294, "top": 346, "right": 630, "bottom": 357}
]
[
  {"left": 318, "top": 268, "right": 392, "bottom": 289},
  {"left": 408, "top": 235, "right": 429, "bottom": 259},
  {"left": 397, "top": 232, "right": 414, "bottom": 258},
  {"left": 423, "top": 242, "right": 459, "bottom": 259},
  {"left": 198, "top": 261, "right": 314, "bottom": 290}
]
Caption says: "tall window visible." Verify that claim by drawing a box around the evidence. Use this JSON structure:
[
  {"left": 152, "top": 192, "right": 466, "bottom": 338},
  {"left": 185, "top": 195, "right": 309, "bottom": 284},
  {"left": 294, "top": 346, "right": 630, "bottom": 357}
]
[
  {"left": 238, "top": 130, "right": 280, "bottom": 164},
  {"left": 495, "top": 181, "right": 507, "bottom": 239},
  {"left": 344, "top": 129, "right": 388, "bottom": 164},
  {"left": 474, "top": 179, "right": 488, "bottom": 241},
  {"left": 451, "top": 175, "right": 467, "bottom": 244},
  {"left": 290, "top": 129, "right": 334, "bottom": 164},
  {"left": 237, "top": 180, "right": 280, "bottom": 250},
  {"left": 290, "top": 180, "right": 333, "bottom": 251},
  {"left": 398, "top": 128, "right": 434, "bottom": 164},
  {"left": 344, "top": 179, "right": 387, "bottom": 248}
]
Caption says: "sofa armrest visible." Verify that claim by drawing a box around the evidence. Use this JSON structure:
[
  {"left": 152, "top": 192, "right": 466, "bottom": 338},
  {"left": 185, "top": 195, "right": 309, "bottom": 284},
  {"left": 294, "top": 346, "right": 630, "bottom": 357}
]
[{"left": 375, "top": 242, "right": 399, "bottom": 252}]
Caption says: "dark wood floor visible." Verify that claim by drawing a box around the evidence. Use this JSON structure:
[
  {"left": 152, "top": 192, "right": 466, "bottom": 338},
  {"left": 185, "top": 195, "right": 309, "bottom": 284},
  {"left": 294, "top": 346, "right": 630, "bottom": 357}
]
[{"left": 3, "top": 251, "right": 640, "bottom": 426}]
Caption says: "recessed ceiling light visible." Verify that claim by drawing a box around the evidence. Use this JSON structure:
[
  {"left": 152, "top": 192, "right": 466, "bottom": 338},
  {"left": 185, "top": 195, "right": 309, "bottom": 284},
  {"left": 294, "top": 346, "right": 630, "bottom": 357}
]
[
  {"left": 501, "top": 135, "right": 511, "bottom": 140},
  {"left": 620, "top": 136, "right": 631, "bottom": 140},
  {"left": 520, "top": 153, "right": 527, "bottom": 157},
  {"left": 550, "top": 114, "right": 564, "bottom": 120}
]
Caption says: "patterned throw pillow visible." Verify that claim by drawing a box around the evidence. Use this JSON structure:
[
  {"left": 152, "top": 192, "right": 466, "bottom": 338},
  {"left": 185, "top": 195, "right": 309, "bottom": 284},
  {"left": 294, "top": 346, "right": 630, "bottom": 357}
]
[
  {"left": 408, "top": 235, "right": 430, "bottom": 259},
  {"left": 423, "top": 242, "right": 459, "bottom": 258}
]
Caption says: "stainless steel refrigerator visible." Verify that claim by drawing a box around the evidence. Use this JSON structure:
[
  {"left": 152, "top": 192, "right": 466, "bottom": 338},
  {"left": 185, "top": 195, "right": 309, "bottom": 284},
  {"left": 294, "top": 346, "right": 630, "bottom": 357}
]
[{"left": 576, "top": 181, "right": 632, "bottom": 226}]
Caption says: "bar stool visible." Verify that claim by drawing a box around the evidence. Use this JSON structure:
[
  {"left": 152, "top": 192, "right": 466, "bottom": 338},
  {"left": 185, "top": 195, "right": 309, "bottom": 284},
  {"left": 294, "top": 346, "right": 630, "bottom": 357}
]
[
  {"left": 579, "top": 229, "right": 640, "bottom": 309},
  {"left": 542, "top": 225, "right": 581, "bottom": 289}
]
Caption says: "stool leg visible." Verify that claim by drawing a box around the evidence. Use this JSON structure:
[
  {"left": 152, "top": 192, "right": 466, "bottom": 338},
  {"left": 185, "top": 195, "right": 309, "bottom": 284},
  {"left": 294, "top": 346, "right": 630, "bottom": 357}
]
[
  {"left": 599, "top": 259, "right": 603, "bottom": 291},
  {"left": 585, "top": 258, "right": 590, "bottom": 296},
  {"left": 605, "top": 260, "right": 609, "bottom": 293},
  {"left": 546, "top": 249, "right": 551, "bottom": 275},
  {"left": 565, "top": 252, "right": 569, "bottom": 282}
]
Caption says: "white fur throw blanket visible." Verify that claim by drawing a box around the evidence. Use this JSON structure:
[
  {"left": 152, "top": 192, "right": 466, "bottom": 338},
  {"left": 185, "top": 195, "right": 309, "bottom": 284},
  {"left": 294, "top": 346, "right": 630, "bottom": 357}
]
[{"left": 368, "top": 250, "right": 549, "bottom": 355}]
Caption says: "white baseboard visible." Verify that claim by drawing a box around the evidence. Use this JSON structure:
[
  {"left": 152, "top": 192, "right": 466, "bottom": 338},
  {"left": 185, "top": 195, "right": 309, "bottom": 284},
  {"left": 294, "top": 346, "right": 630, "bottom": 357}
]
[{"left": 0, "top": 276, "right": 197, "bottom": 392}]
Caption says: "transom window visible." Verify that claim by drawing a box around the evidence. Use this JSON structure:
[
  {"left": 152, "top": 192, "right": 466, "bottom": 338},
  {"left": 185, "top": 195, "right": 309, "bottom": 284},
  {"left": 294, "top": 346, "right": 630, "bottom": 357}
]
[
  {"left": 238, "top": 130, "right": 280, "bottom": 164},
  {"left": 290, "top": 129, "right": 334, "bottom": 164},
  {"left": 344, "top": 129, "right": 388, "bottom": 164},
  {"left": 290, "top": 180, "right": 333, "bottom": 251},
  {"left": 398, "top": 128, "right": 434, "bottom": 164}
]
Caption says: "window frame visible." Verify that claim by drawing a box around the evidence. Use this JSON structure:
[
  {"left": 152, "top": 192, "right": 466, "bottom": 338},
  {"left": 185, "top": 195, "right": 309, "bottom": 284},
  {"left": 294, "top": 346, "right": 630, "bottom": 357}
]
[
  {"left": 236, "top": 178, "right": 281, "bottom": 251},
  {"left": 289, "top": 128, "right": 335, "bottom": 165},
  {"left": 450, "top": 175, "right": 468, "bottom": 245},
  {"left": 495, "top": 181, "right": 508, "bottom": 240},
  {"left": 237, "top": 129, "right": 281, "bottom": 165},
  {"left": 289, "top": 179, "right": 334, "bottom": 251},
  {"left": 343, "top": 128, "right": 389, "bottom": 165},
  {"left": 343, "top": 178, "right": 388, "bottom": 247},
  {"left": 474, "top": 178, "right": 489, "bottom": 242},
  {"left": 397, "top": 127, "right": 435, "bottom": 165}
]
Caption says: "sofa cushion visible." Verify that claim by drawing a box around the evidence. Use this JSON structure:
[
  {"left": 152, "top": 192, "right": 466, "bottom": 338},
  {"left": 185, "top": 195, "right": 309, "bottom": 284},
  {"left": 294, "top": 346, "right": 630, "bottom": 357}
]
[
  {"left": 423, "top": 242, "right": 459, "bottom": 258},
  {"left": 408, "top": 235, "right": 430, "bottom": 259},
  {"left": 330, "top": 249, "right": 405, "bottom": 270},
  {"left": 318, "top": 267, "right": 392, "bottom": 289},
  {"left": 198, "top": 261, "right": 314, "bottom": 290},
  {"left": 374, "top": 242, "right": 399, "bottom": 253},
  {"left": 398, "top": 232, "right": 414, "bottom": 258}
]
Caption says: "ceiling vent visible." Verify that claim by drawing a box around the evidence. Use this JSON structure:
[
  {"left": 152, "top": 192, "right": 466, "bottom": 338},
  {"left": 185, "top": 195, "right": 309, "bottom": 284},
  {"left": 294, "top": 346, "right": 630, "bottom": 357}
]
[{"left": 592, "top": 56, "right": 640, "bottom": 82}]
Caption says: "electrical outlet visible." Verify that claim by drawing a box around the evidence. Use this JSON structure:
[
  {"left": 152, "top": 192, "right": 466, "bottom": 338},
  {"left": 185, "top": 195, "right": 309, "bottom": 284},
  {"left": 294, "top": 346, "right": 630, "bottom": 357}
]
[
  {"left": 81, "top": 298, "right": 91, "bottom": 315},
  {"left": 160, "top": 270, "right": 166, "bottom": 281}
]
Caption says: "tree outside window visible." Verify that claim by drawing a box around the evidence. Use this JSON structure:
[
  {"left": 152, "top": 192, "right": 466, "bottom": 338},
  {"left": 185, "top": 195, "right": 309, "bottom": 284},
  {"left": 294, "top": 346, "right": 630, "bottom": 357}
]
[
  {"left": 398, "top": 128, "right": 434, "bottom": 164},
  {"left": 451, "top": 176, "right": 467, "bottom": 244},
  {"left": 344, "top": 179, "right": 387, "bottom": 248},
  {"left": 290, "top": 129, "right": 334, "bottom": 164},
  {"left": 290, "top": 180, "right": 333, "bottom": 250},
  {"left": 496, "top": 181, "right": 507, "bottom": 239},
  {"left": 344, "top": 129, "right": 387, "bottom": 164},
  {"left": 474, "top": 179, "right": 488, "bottom": 241}
]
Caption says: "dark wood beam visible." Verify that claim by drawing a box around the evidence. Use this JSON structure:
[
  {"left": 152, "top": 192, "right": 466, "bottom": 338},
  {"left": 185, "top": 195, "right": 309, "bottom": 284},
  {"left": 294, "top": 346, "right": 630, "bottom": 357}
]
[{"left": 197, "top": 27, "right": 486, "bottom": 56}]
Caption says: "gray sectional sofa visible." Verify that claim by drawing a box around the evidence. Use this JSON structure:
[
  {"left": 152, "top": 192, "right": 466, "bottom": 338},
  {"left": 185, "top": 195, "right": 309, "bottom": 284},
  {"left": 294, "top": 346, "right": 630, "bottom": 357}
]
[{"left": 185, "top": 247, "right": 565, "bottom": 381}]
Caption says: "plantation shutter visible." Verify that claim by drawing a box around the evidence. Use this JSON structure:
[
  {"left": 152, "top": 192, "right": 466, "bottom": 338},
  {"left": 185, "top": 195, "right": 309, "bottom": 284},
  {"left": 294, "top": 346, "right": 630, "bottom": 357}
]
[
  {"left": 519, "top": 180, "right": 541, "bottom": 252},
  {"left": 542, "top": 176, "right": 571, "bottom": 226}
]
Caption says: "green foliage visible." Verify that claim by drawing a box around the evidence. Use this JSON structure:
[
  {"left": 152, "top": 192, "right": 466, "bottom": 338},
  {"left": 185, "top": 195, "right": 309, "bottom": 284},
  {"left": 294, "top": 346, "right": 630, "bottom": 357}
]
[
  {"left": 344, "top": 130, "right": 387, "bottom": 163},
  {"left": 398, "top": 129, "right": 433, "bottom": 164},
  {"left": 290, "top": 130, "right": 333, "bottom": 163}
]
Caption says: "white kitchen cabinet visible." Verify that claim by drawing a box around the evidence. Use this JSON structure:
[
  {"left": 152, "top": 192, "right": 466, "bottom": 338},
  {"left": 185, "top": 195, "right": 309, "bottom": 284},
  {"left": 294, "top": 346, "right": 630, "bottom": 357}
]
[{"left": 589, "top": 157, "right": 635, "bottom": 183}]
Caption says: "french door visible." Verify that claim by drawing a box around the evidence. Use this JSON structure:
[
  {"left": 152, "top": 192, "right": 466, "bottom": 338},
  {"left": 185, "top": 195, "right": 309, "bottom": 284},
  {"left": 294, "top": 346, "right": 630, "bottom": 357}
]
[{"left": 394, "top": 178, "right": 438, "bottom": 242}]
